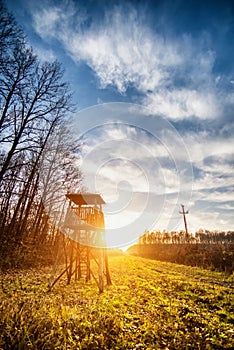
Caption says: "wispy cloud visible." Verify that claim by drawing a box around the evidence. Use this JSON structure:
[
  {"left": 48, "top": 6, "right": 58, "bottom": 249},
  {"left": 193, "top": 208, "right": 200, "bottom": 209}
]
[
  {"left": 183, "top": 132, "right": 234, "bottom": 163},
  {"left": 31, "top": 2, "right": 233, "bottom": 120},
  {"left": 145, "top": 88, "right": 222, "bottom": 120},
  {"left": 33, "top": 45, "right": 56, "bottom": 62}
]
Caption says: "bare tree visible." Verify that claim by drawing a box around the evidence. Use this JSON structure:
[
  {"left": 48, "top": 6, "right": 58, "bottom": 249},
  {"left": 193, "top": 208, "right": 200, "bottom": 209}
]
[{"left": 0, "top": 2, "right": 83, "bottom": 268}]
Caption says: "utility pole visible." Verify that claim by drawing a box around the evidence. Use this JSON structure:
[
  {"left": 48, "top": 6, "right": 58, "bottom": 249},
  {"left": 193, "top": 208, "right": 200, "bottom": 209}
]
[{"left": 179, "top": 204, "right": 189, "bottom": 242}]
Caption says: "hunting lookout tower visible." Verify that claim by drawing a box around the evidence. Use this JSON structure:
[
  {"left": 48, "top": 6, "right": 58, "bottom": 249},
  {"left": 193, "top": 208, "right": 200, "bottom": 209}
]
[{"left": 49, "top": 193, "right": 111, "bottom": 292}]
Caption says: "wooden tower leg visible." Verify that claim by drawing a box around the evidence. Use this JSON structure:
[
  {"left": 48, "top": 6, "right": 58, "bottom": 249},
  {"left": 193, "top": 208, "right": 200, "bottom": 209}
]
[
  {"left": 75, "top": 241, "right": 79, "bottom": 281},
  {"left": 67, "top": 240, "right": 73, "bottom": 285},
  {"left": 86, "top": 245, "right": 91, "bottom": 282},
  {"left": 77, "top": 243, "right": 82, "bottom": 280},
  {"left": 98, "top": 248, "right": 104, "bottom": 293},
  {"left": 105, "top": 249, "right": 112, "bottom": 285}
]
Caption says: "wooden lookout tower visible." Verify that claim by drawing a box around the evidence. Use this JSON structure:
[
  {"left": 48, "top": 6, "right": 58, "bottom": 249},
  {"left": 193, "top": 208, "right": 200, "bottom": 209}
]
[{"left": 49, "top": 193, "right": 111, "bottom": 292}]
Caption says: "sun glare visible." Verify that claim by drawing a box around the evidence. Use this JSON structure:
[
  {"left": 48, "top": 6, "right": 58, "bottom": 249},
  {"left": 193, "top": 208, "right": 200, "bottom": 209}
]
[
  {"left": 103, "top": 210, "right": 140, "bottom": 250},
  {"left": 105, "top": 229, "right": 137, "bottom": 251}
]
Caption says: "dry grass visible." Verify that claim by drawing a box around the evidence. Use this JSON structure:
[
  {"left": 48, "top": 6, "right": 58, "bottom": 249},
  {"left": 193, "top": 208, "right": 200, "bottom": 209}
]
[{"left": 0, "top": 256, "right": 233, "bottom": 349}]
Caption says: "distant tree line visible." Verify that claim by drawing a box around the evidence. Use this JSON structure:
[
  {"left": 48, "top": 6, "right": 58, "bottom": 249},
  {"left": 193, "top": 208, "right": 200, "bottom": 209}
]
[
  {"left": 128, "top": 229, "right": 234, "bottom": 273},
  {"left": 139, "top": 229, "right": 234, "bottom": 245},
  {"left": 0, "top": 1, "right": 82, "bottom": 268}
]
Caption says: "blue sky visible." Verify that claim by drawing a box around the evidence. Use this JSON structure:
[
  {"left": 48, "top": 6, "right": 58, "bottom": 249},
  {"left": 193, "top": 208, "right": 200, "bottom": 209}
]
[{"left": 5, "top": 0, "right": 234, "bottom": 246}]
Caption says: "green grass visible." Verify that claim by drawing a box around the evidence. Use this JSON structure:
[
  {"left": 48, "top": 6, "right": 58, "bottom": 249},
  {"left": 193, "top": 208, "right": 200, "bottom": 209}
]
[{"left": 0, "top": 256, "right": 233, "bottom": 349}]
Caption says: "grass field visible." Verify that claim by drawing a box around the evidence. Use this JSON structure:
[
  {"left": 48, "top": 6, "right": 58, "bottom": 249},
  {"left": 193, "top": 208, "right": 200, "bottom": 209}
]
[{"left": 0, "top": 256, "right": 233, "bottom": 349}]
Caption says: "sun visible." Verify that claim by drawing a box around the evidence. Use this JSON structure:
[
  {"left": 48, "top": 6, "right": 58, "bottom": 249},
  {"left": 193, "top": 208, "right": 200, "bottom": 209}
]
[{"left": 105, "top": 226, "right": 138, "bottom": 251}]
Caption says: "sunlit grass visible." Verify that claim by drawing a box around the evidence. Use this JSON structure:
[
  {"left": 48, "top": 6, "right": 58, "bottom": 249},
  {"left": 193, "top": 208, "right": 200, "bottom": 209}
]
[{"left": 0, "top": 256, "right": 233, "bottom": 349}]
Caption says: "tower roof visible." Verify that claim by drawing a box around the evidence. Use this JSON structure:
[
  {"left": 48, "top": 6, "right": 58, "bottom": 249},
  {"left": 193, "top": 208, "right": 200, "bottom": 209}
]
[{"left": 66, "top": 193, "right": 105, "bottom": 205}]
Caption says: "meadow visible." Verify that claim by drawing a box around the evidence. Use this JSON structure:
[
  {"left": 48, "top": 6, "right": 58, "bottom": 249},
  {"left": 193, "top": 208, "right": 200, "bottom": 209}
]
[
  {"left": 128, "top": 243, "right": 234, "bottom": 274},
  {"left": 0, "top": 256, "right": 233, "bottom": 349}
]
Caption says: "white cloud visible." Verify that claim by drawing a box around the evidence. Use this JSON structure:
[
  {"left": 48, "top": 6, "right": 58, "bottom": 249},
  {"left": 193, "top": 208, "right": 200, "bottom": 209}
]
[
  {"left": 69, "top": 24, "right": 170, "bottom": 93},
  {"left": 181, "top": 131, "right": 234, "bottom": 204},
  {"left": 104, "top": 124, "right": 137, "bottom": 140},
  {"left": 32, "top": 2, "right": 86, "bottom": 41},
  {"left": 217, "top": 203, "right": 234, "bottom": 210},
  {"left": 33, "top": 46, "right": 56, "bottom": 62},
  {"left": 200, "top": 159, "right": 233, "bottom": 175},
  {"left": 77, "top": 121, "right": 193, "bottom": 220},
  {"left": 183, "top": 132, "right": 234, "bottom": 164},
  {"left": 145, "top": 88, "right": 222, "bottom": 120},
  {"left": 197, "top": 189, "right": 234, "bottom": 203},
  {"left": 193, "top": 174, "right": 233, "bottom": 193},
  {"left": 33, "top": 7, "right": 61, "bottom": 38},
  {"left": 31, "top": 3, "right": 232, "bottom": 120},
  {"left": 188, "top": 210, "right": 231, "bottom": 232}
]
